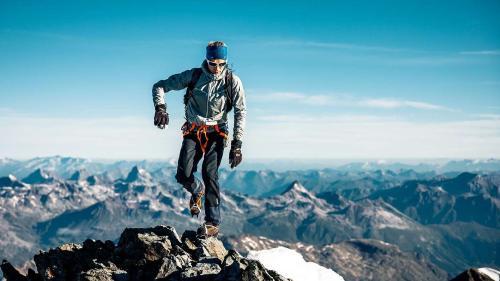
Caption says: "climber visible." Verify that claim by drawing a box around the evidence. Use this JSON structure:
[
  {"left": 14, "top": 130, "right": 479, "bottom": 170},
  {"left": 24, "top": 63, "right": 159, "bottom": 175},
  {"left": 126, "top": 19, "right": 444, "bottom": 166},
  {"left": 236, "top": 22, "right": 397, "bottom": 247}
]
[{"left": 151, "top": 41, "right": 247, "bottom": 237}]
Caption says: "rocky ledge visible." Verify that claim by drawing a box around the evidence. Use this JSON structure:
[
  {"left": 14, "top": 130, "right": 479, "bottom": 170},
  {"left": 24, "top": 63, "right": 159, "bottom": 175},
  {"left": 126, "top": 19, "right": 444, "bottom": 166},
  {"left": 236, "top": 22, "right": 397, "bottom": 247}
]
[{"left": 1, "top": 225, "right": 291, "bottom": 281}]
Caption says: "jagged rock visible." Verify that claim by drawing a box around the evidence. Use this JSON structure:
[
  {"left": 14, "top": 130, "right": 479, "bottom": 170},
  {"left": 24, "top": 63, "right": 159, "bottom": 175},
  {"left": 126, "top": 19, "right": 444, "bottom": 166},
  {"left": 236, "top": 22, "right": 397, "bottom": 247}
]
[
  {"left": 180, "top": 262, "right": 221, "bottom": 280},
  {"left": 198, "top": 238, "right": 228, "bottom": 263},
  {"left": 155, "top": 252, "right": 192, "bottom": 280},
  {"left": 2, "top": 225, "right": 290, "bottom": 281},
  {"left": 83, "top": 239, "right": 115, "bottom": 262},
  {"left": 80, "top": 268, "right": 113, "bottom": 281},
  {"left": 181, "top": 231, "right": 228, "bottom": 262},
  {"left": 220, "top": 250, "right": 247, "bottom": 281},
  {"left": 115, "top": 225, "right": 181, "bottom": 266},
  {"left": 241, "top": 259, "right": 291, "bottom": 281},
  {"left": 26, "top": 269, "right": 43, "bottom": 281},
  {"left": 33, "top": 240, "right": 118, "bottom": 281},
  {"left": 1, "top": 260, "right": 28, "bottom": 281},
  {"left": 34, "top": 243, "right": 85, "bottom": 280},
  {"left": 0, "top": 266, "right": 43, "bottom": 281},
  {"left": 181, "top": 231, "right": 199, "bottom": 252}
]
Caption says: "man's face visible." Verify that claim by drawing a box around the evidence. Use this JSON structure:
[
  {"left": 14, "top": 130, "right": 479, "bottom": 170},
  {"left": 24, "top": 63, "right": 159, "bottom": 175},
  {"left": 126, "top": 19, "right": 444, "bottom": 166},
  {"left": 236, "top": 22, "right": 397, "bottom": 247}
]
[{"left": 206, "top": 59, "right": 227, "bottom": 75}]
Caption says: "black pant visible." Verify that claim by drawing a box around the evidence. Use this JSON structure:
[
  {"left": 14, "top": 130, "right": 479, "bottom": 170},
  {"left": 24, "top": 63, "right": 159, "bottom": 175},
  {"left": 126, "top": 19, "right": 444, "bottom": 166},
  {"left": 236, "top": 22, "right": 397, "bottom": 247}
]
[{"left": 175, "top": 132, "right": 225, "bottom": 225}]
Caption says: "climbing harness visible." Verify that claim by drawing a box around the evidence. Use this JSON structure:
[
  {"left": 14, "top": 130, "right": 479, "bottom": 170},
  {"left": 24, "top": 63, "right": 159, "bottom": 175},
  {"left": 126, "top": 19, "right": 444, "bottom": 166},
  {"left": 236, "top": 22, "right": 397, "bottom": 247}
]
[{"left": 182, "top": 122, "right": 228, "bottom": 154}]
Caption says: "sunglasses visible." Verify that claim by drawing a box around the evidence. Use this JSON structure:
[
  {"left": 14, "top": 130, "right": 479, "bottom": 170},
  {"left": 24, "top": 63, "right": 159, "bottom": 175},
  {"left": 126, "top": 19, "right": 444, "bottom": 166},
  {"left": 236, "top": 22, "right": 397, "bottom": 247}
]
[{"left": 207, "top": 60, "right": 227, "bottom": 67}]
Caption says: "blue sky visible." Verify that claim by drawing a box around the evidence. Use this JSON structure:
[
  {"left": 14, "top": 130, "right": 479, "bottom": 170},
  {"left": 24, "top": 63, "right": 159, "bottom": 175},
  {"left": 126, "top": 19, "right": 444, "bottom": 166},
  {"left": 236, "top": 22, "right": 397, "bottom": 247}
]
[{"left": 1, "top": 0, "right": 499, "bottom": 160}]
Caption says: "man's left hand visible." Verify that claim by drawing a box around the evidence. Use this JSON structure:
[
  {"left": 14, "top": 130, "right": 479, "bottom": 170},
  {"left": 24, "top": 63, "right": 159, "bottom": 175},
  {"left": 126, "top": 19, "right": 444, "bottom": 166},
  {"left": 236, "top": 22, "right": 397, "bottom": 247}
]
[
  {"left": 229, "top": 140, "right": 242, "bottom": 169},
  {"left": 154, "top": 104, "right": 169, "bottom": 129}
]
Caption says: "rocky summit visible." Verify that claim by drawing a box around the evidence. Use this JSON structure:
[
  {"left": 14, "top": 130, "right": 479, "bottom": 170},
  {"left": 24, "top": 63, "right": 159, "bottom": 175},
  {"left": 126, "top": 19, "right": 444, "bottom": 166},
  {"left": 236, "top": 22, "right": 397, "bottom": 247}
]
[{"left": 0, "top": 225, "right": 291, "bottom": 281}]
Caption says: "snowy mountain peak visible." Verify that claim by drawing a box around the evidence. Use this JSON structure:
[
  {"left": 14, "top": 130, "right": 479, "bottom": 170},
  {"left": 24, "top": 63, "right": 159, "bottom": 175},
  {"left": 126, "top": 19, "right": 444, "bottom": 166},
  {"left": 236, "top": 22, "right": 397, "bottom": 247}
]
[
  {"left": 0, "top": 174, "right": 25, "bottom": 188},
  {"left": 86, "top": 175, "right": 99, "bottom": 185},
  {"left": 69, "top": 169, "right": 89, "bottom": 181},
  {"left": 125, "top": 166, "right": 152, "bottom": 183},
  {"left": 22, "top": 169, "right": 54, "bottom": 184},
  {"left": 281, "top": 180, "right": 309, "bottom": 195},
  {"left": 275, "top": 181, "right": 332, "bottom": 214}
]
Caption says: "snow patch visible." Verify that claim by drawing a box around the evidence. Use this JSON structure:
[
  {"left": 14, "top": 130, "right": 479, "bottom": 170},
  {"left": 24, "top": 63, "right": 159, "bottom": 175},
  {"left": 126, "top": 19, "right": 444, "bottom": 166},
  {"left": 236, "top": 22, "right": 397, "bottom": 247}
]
[
  {"left": 247, "top": 246, "right": 345, "bottom": 281},
  {"left": 434, "top": 186, "right": 446, "bottom": 193},
  {"left": 363, "top": 208, "right": 410, "bottom": 230},
  {"left": 479, "top": 268, "right": 500, "bottom": 281},
  {"left": 57, "top": 227, "right": 82, "bottom": 236}
]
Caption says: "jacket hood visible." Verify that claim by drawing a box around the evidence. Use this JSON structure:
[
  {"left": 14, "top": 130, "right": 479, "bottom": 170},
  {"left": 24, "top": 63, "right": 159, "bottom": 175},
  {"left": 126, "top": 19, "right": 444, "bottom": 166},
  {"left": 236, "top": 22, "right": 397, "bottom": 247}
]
[{"left": 201, "top": 60, "right": 227, "bottom": 81}]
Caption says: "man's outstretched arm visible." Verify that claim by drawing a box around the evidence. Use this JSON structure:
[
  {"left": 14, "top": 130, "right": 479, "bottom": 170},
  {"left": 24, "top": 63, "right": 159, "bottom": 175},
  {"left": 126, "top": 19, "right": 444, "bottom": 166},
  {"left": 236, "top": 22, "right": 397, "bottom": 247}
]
[
  {"left": 231, "top": 75, "right": 247, "bottom": 142},
  {"left": 229, "top": 75, "right": 247, "bottom": 168},
  {"left": 152, "top": 68, "right": 195, "bottom": 108},
  {"left": 151, "top": 69, "right": 195, "bottom": 129}
]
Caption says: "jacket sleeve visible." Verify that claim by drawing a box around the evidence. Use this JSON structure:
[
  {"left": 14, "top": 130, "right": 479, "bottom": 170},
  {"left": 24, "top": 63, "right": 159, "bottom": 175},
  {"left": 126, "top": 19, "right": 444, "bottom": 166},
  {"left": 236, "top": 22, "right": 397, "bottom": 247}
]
[
  {"left": 152, "top": 69, "right": 194, "bottom": 108},
  {"left": 231, "top": 74, "right": 247, "bottom": 141}
]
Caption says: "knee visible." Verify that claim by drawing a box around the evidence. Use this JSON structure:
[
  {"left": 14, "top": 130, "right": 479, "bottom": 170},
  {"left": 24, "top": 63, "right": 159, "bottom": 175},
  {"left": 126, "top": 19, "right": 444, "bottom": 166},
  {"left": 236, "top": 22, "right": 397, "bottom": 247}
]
[{"left": 202, "top": 168, "right": 218, "bottom": 182}]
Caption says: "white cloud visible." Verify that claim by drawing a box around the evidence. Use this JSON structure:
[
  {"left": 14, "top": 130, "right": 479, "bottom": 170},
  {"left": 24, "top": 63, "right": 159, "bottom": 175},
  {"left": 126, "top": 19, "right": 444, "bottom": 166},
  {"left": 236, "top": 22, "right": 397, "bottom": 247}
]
[
  {"left": 244, "top": 115, "right": 500, "bottom": 159},
  {"left": 359, "top": 98, "right": 452, "bottom": 110},
  {"left": 474, "top": 114, "right": 500, "bottom": 120},
  {"left": 460, "top": 50, "right": 500, "bottom": 56},
  {"left": 246, "top": 38, "right": 484, "bottom": 65},
  {"left": 251, "top": 92, "right": 336, "bottom": 106},
  {"left": 0, "top": 107, "right": 18, "bottom": 115},
  {"left": 256, "top": 38, "right": 419, "bottom": 53},
  {"left": 2, "top": 113, "right": 499, "bottom": 160},
  {"left": 251, "top": 92, "right": 452, "bottom": 111},
  {"left": 0, "top": 116, "right": 185, "bottom": 159},
  {"left": 389, "top": 56, "right": 471, "bottom": 66}
]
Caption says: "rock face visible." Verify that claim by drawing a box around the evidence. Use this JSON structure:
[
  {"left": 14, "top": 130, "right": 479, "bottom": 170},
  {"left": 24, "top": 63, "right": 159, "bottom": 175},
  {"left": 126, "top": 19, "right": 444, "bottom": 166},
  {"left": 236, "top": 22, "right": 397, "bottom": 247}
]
[{"left": 0, "top": 225, "right": 291, "bottom": 281}]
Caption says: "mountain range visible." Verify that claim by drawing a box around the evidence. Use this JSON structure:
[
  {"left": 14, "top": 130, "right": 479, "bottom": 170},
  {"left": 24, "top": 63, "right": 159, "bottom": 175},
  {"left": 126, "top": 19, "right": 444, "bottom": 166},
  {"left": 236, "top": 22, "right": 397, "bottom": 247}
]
[{"left": 0, "top": 156, "right": 499, "bottom": 280}]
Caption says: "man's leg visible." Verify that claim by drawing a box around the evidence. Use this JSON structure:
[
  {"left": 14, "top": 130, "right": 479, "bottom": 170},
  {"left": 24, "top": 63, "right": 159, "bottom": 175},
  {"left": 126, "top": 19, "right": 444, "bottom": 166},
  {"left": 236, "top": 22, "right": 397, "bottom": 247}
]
[
  {"left": 201, "top": 133, "right": 225, "bottom": 225},
  {"left": 175, "top": 135, "right": 204, "bottom": 195}
]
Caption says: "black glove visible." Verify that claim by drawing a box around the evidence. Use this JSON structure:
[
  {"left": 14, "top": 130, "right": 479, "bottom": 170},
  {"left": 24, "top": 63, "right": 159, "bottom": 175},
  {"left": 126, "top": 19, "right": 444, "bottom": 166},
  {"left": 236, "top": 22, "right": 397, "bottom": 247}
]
[
  {"left": 154, "top": 104, "right": 169, "bottom": 129},
  {"left": 229, "top": 140, "right": 242, "bottom": 169}
]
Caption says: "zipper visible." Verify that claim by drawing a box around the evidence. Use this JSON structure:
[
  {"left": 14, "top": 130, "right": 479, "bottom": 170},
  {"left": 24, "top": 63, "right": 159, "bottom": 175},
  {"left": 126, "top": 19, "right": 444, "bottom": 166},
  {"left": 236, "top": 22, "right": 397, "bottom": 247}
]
[{"left": 206, "top": 80, "right": 210, "bottom": 119}]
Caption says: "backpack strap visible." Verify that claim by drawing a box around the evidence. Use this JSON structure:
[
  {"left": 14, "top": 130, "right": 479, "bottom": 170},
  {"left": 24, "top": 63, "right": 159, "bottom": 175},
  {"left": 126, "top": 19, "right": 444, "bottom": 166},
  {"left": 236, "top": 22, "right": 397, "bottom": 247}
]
[
  {"left": 184, "top": 68, "right": 203, "bottom": 105},
  {"left": 224, "top": 70, "right": 235, "bottom": 112}
]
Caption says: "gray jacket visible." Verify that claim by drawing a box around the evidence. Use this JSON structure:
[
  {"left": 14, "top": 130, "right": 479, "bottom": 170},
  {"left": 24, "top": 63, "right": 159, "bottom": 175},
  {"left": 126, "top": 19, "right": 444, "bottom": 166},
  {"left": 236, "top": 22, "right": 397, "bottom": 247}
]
[{"left": 152, "top": 61, "right": 247, "bottom": 141}]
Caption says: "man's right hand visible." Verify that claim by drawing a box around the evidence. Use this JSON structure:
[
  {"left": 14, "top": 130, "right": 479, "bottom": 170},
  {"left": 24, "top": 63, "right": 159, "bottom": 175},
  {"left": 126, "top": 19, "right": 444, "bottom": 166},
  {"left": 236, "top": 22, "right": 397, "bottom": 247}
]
[{"left": 154, "top": 104, "right": 169, "bottom": 129}]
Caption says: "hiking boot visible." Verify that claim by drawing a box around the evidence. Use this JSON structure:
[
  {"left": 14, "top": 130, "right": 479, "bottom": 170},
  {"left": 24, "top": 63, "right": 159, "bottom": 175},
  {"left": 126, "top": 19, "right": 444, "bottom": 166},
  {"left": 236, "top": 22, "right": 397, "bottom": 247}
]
[
  {"left": 189, "top": 190, "right": 204, "bottom": 217},
  {"left": 196, "top": 222, "right": 219, "bottom": 238}
]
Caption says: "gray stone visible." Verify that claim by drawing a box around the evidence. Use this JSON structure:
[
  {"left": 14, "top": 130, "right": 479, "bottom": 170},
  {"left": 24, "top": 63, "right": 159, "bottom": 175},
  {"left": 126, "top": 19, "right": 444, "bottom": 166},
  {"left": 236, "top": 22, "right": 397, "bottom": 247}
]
[
  {"left": 78, "top": 268, "right": 128, "bottom": 281},
  {"left": 116, "top": 227, "right": 174, "bottom": 264},
  {"left": 79, "top": 268, "right": 114, "bottom": 281},
  {"left": 198, "top": 238, "right": 227, "bottom": 263},
  {"left": 180, "top": 263, "right": 221, "bottom": 279},
  {"left": 241, "top": 259, "right": 291, "bottom": 281},
  {"left": 155, "top": 255, "right": 191, "bottom": 280},
  {"left": 220, "top": 250, "right": 245, "bottom": 281}
]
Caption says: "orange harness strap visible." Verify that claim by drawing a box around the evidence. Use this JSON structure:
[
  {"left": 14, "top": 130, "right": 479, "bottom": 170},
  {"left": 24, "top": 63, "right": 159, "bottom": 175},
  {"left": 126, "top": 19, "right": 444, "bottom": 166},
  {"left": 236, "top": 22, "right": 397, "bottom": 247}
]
[
  {"left": 182, "top": 123, "right": 196, "bottom": 137},
  {"left": 196, "top": 125, "right": 210, "bottom": 154},
  {"left": 184, "top": 123, "right": 228, "bottom": 154},
  {"left": 214, "top": 124, "right": 229, "bottom": 140}
]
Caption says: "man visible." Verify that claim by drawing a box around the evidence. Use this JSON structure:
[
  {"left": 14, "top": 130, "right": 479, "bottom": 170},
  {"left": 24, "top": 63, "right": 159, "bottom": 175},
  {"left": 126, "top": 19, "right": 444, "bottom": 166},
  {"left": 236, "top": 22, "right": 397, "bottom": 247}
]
[{"left": 152, "top": 41, "right": 246, "bottom": 237}]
